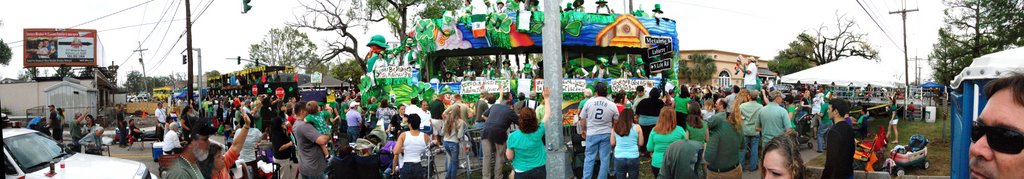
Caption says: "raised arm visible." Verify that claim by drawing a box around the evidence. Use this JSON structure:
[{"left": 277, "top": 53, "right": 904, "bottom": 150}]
[{"left": 230, "top": 111, "right": 252, "bottom": 152}]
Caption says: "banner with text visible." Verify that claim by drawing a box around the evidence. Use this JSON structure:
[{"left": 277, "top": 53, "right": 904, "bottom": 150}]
[
  {"left": 23, "top": 29, "right": 98, "bottom": 67},
  {"left": 461, "top": 80, "right": 510, "bottom": 94},
  {"left": 534, "top": 79, "right": 587, "bottom": 93},
  {"left": 374, "top": 66, "right": 416, "bottom": 78},
  {"left": 610, "top": 79, "right": 657, "bottom": 93}
]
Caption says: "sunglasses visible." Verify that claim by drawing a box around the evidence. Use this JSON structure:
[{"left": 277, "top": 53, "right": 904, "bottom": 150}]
[{"left": 972, "top": 122, "right": 1024, "bottom": 154}]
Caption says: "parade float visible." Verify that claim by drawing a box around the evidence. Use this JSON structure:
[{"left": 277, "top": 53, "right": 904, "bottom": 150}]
[
  {"left": 206, "top": 66, "right": 301, "bottom": 99},
  {"left": 360, "top": 4, "right": 680, "bottom": 124}
]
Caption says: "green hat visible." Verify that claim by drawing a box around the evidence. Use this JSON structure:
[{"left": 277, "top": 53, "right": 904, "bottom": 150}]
[
  {"left": 564, "top": 3, "right": 573, "bottom": 11},
  {"left": 595, "top": 0, "right": 607, "bottom": 4},
  {"left": 404, "top": 38, "right": 415, "bottom": 47},
  {"left": 635, "top": 57, "right": 644, "bottom": 64},
  {"left": 597, "top": 57, "right": 609, "bottom": 66},
  {"left": 366, "top": 35, "right": 388, "bottom": 48},
  {"left": 653, "top": 4, "right": 663, "bottom": 13},
  {"left": 524, "top": 63, "right": 532, "bottom": 69}
]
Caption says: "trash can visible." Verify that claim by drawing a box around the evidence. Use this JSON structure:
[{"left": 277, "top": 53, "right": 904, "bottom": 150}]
[{"left": 925, "top": 106, "right": 936, "bottom": 123}]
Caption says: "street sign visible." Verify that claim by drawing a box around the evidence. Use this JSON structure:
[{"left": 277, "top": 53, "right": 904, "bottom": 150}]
[
  {"left": 648, "top": 45, "right": 671, "bottom": 58},
  {"left": 645, "top": 36, "right": 673, "bottom": 58},
  {"left": 650, "top": 59, "right": 672, "bottom": 72},
  {"left": 275, "top": 87, "right": 285, "bottom": 98},
  {"left": 252, "top": 85, "right": 258, "bottom": 95}
]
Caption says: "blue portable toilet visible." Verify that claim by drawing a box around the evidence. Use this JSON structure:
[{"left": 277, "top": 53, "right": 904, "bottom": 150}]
[{"left": 949, "top": 47, "right": 1024, "bottom": 178}]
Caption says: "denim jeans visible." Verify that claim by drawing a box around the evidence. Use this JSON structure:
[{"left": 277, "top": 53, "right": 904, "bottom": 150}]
[
  {"left": 615, "top": 157, "right": 639, "bottom": 179},
  {"left": 348, "top": 126, "right": 361, "bottom": 142},
  {"left": 742, "top": 135, "right": 760, "bottom": 171},
  {"left": 583, "top": 133, "right": 611, "bottom": 179},
  {"left": 400, "top": 162, "right": 426, "bottom": 179},
  {"left": 817, "top": 121, "right": 833, "bottom": 152},
  {"left": 443, "top": 141, "right": 460, "bottom": 179},
  {"left": 745, "top": 85, "right": 758, "bottom": 91}
]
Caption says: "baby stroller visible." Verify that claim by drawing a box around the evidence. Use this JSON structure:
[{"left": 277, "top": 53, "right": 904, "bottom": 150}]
[
  {"left": 886, "top": 134, "right": 930, "bottom": 177},
  {"left": 794, "top": 114, "right": 815, "bottom": 149}
]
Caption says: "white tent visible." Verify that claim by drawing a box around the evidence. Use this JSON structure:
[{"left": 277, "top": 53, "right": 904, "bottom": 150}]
[
  {"left": 780, "top": 56, "right": 903, "bottom": 88},
  {"left": 951, "top": 47, "right": 1024, "bottom": 89}
]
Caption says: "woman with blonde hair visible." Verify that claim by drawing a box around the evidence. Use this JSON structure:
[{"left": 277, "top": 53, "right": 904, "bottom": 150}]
[
  {"left": 646, "top": 107, "right": 687, "bottom": 175},
  {"left": 441, "top": 105, "right": 466, "bottom": 179}
]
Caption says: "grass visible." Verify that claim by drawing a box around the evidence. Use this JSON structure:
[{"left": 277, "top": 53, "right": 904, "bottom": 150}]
[{"left": 807, "top": 106, "right": 951, "bottom": 176}]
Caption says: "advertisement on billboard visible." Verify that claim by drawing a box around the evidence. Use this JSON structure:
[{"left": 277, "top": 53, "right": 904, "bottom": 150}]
[{"left": 23, "top": 29, "right": 98, "bottom": 67}]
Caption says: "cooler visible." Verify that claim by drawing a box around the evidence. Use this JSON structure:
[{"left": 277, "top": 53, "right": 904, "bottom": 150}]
[{"left": 152, "top": 142, "right": 165, "bottom": 162}]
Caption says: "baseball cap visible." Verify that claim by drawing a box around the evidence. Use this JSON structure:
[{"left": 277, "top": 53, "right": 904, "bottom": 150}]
[
  {"left": 770, "top": 90, "right": 785, "bottom": 99},
  {"left": 350, "top": 102, "right": 361, "bottom": 108}
]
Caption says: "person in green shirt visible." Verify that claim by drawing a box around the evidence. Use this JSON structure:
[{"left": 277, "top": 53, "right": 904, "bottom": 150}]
[
  {"left": 674, "top": 87, "right": 691, "bottom": 128},
  {"left": 755, "top": 91, "right": 794, "bottom": 145},
  {"left": 506, "top": 108, "right": 548, "bottom": 178},
  {"left": 737, "top": 90, "right": 763, "bottom": 172},
  {"left": 705, "top": 99, "right": 742, "bottom": 178},
  {"left": 658, "top": 140, "right": 702, "bottom": 179},
  {"left": 683, "top": 101, "right": 707, "bottom": 144},
  {"left": 816, "top": 99, "right": 832, "bottom": 153},
  {"left": 647, "top": 108, "right": 687, "bottom": 175}
]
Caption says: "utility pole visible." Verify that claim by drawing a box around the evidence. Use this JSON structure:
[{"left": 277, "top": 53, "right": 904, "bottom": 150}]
[
  {"left": 134, "top": 42, "right": 149, "bottom": 95},
  {"left": 543, "top": 0, "right": 569, "bottom": 178},
  {"left": 192, "top": 48, "right": 203, "bottom": 110},
  {"left": 185, "top": 0, "right": 195, "bottom": 105},
  {"left": 890, "top": 0, "right": 916, "bottom": 120}
]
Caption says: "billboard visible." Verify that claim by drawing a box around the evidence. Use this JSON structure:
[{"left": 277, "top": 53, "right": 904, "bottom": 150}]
[{"left": 23, "top": 29, "right": 98, "bottom": 67}]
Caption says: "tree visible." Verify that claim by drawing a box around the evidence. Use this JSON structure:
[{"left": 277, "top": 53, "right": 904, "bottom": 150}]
[
  {"left": 248, "top": 27, "right": 325, "bottom": 73},
  {"left": 204, "top": 70, "right": 221, "bottom": 78},
  {"left": 768, "top": 33, "right": 817, "bottom": 76},
  {"left": 809, "top": 14, "right": 879, "bottom": 65},
  {"left": 17, "top": 68, "right": 38, "bottom": 81},
  {"left": 682, "top": 53, "right": 717, "bottom": 85},
  {"left": 930, "top": 0, "right": 1023, "bottom": 85},
  {"left": 55, "top": 66, "right": 73, "bottom": 78},
  {"left": 0, "top": 39, "right": 11, "bottom": 66},
  {"left": 124, "top": 71, "right": 147, "bottom": 93},
  {"left": 330, "top": 59, "right": 364, "bottom": 85},
  {"left": 290, "top": 0, "right": 461, "bottom": 74}
]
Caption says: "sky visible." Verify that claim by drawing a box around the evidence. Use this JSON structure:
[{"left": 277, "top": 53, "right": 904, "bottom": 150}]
[{"left": 0, "top": 0, "right": 943, "bottom": 86}]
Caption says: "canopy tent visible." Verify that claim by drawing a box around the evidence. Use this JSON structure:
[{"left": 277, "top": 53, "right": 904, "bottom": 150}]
[
  {"left": 950, "top": 47, "right": 1024, "bottom": 89},
  {"left": 780, "top": 56, "right": 903, "bottom": 88},
  {"left": 917, "top": 81, "right": 945, "bottom": 89},
  {"left": 949, "top": 47, "right": 1024, "bottom": 179}
]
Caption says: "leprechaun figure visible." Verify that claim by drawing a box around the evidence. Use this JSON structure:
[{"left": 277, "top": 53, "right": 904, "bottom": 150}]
[{"left": 365, "top": 35, "right": 389, "bottom": 84}]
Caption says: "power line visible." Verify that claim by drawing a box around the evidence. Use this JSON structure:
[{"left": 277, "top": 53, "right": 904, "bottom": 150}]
[
  {"left": 147, "top": 0, "right": 216, "bottom": 73},
  {"left": 5, "top": 0, "right": 158, "bottom": 46},
  {"left": 146, "top": 0, "right": 186, "bottom": 67},
  {"left": 119, "top": 0, "right": 181, "bottom": 67},
  {"left": 855, "top": 0, "right": 905, "bottom": 53}
]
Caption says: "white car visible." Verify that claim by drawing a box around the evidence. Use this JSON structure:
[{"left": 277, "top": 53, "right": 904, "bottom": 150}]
[{"left": 3, "top": 128, "right": 156, "bottom": 179}]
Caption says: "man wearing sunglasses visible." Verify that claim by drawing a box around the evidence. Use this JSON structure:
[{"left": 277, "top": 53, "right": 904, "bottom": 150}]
[{"left": 970, "top": 72, "right": 1024, "bottom": 179}]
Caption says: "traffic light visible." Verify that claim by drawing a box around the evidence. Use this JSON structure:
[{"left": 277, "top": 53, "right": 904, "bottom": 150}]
[
  {"left": 182, "top": 55, "right": 187, "bottom": 64},
  {"left": 237, "top": 56, "right": 241, "bottom": 64},
  {"left": 242, "top": 0, "right": 253, "bottom": 14}
]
